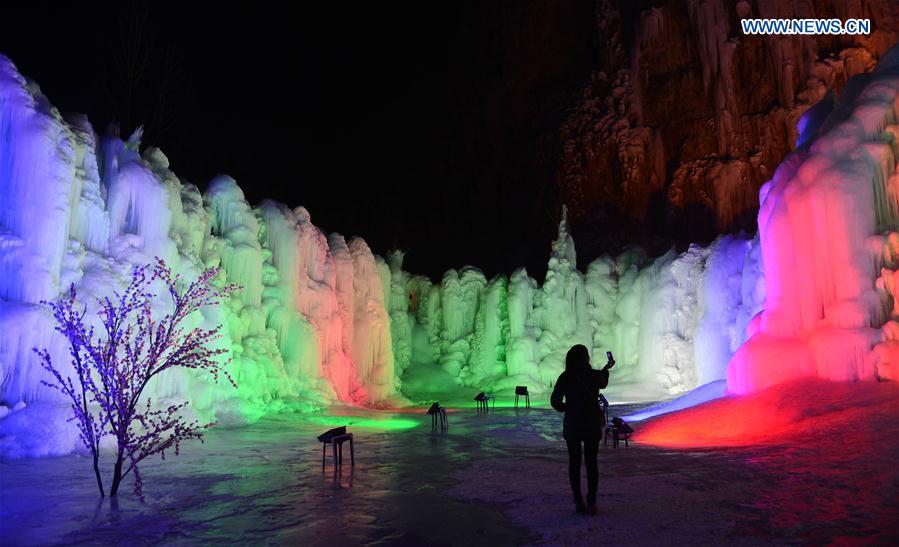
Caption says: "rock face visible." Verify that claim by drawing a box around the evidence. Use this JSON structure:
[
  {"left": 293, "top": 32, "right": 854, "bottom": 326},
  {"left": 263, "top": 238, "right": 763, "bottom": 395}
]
[{"left": 557, "top": 0, "right": 899, "bottom": 253}]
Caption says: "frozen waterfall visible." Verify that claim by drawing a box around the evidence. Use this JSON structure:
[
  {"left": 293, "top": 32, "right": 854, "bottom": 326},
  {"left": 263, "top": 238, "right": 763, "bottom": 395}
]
[{"left": 3, "top": 45, "right": 899, "bottom": 455}]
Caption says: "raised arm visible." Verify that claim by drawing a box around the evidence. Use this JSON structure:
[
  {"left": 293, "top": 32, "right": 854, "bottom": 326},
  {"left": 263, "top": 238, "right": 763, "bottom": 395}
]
[
  {"left": 595, "top": 369, "right": 609, "bottom": 390},
  {"left": 596, "top": 356, "right": 614, "bottom": 389}
]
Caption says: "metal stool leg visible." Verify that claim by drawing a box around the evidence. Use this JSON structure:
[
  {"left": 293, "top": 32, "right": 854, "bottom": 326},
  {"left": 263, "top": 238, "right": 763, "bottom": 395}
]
[{"left": 349, "top": 435, "right": 355, "bottom": 466}]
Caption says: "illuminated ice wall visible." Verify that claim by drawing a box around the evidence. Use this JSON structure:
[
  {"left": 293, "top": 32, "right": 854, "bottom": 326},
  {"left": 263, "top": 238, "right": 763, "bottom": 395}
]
[
  {"left": 0, "top": 50, "right": 762, "bottom": 426},
  {"left": 3, "top": 45, "right": 899, "bottom": 440},
  {"left": 728, "top": 46, "right": 899, "bottom": 393},
  {"left": 0, "top": 53, "right": 393, "bottom": 426}
]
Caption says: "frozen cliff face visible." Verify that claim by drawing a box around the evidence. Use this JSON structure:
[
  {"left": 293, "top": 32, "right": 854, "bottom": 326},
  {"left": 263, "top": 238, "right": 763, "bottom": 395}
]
[
  {"left": 692, "top": 235, "right": 754, "bottom": 385},
  {"left": 637, "top": 247, "right": 708, "bottom": 391},
  {"left": 349, "top": 238, "right": 395, "bottom": 401},
  {"left": 6, "top": 36, "right": 898, "bottom": 444},
  {"left": 386, "top": 250, "right": 413, "bottom": 385},
  {"left": 397, "top": 206, "right": 764, "bottom": 397},
  {"left": 728, "top": 45, "right": 899, "bottom": 392},
  {"left": 0, "top": 58, "right": 77, "bottom": 304},
  {"left": 464, "top": 275, "right": 510, "bottom": 386},
  {"left": 437, "top": 267, "right": 487, "bottom": 378},
  {"left": 0, "top": 32, "right": 759, "bottom": 419},
  {"left": 0, "top": 53, "right": 396, "bottom": 427},
  {"left": 559, "top": 0, "right": 899, "bottom": 246},
  {"left": 532, "top": 206, "right": 592, "bottom": 385}
]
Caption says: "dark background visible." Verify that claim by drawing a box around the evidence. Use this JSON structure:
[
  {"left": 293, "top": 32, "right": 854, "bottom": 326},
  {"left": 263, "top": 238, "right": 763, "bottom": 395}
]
[
  {"left": 5, "top": 2, "right": 896, "bottom": 280},
  {"left": 2, "top": 2, "right": 601, "bottom": 280}
]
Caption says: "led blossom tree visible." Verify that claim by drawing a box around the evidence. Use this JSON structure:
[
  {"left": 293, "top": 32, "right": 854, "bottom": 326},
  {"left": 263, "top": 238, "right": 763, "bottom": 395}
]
[{"left": 34, "top": 259, "right": 238, "bottom": 499}]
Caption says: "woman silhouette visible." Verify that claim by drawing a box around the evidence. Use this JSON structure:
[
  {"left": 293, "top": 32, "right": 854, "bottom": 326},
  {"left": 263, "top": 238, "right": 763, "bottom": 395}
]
[{"left": 550, "top": 344, "right": 615, "bottom": 515}]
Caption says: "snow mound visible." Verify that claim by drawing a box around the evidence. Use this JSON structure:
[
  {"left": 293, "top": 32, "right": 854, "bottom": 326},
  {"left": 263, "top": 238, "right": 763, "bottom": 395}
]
[{"left": 637, "top": 378, "right": 899, "bottom": 448}]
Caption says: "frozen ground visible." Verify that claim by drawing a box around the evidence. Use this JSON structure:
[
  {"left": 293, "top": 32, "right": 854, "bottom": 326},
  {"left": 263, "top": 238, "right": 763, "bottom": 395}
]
[
  {"left": 2, "top": 387, "right": 897, "bottom": 546},
  {"left": 453, "top": 381, "right": 899, "bottom": 545}
]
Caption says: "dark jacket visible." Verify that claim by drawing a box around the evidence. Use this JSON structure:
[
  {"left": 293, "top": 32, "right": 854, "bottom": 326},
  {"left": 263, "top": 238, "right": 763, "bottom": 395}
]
[{"left": 550, "top": 368, "right": 609, "bottom": 439}]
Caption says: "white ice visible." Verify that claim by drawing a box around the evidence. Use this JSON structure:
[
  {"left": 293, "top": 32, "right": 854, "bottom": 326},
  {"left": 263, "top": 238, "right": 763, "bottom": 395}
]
[{"left": 6, "top": 46, "right": 899, "bottom": 457}]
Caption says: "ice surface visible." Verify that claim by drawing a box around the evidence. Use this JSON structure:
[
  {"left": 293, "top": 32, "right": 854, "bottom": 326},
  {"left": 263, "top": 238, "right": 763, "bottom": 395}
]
[{"left": 4, "top": 394, "right": 897, "bottom": 544}]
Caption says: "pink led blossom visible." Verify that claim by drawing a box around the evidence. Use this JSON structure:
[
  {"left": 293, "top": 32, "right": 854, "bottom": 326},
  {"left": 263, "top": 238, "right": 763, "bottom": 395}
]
[{"left": 34, "top": 259, "right": 239, "bottom": 499}]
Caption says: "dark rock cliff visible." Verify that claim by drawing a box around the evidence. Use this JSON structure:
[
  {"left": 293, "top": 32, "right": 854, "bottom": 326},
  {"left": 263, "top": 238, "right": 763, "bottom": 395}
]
[
  {"left": 438, "top": 0, "right": 898, "bottom": 274},
  {"left": 556, "top": 0, "right": 899, "bottom": 257}
]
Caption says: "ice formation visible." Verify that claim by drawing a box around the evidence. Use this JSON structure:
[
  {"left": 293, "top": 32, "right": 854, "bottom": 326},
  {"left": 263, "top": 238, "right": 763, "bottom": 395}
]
[
  {"left": 0, "top": 53, "right": 393, "bottom": 432},
  {"left": 0, "top": 51, "right": 763, "bottom": 425},
  {"left": 728, "top": 46, "right": 899, "bottom": 393},
  {"left": 3, "top": 44, "right": 899, "bottom": 453},
  {"left": 0, "top": 39, "right": 750, "bottom": 432}
]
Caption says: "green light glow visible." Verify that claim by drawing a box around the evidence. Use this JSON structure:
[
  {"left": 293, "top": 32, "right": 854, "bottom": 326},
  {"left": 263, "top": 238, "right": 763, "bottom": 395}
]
[
  {"left": 411, "top": 396, "right": 545, "bottom": 410},
  {"left": 304, "top": 414, "right": 421, "bottom": 431},
  {"left": 451, "top": 400, "right": 539, "bottom": 410}
]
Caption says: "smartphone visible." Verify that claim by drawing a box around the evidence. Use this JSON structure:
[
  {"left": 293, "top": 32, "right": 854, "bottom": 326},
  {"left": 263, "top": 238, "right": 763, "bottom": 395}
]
[{"left": 606, "top": 351, "right": 613, "bottom": 361}]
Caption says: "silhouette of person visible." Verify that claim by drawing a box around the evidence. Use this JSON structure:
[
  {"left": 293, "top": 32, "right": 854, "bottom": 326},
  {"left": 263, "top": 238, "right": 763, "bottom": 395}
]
[{"left": 550, "top": 344, "right": 614, "bottom": 515}]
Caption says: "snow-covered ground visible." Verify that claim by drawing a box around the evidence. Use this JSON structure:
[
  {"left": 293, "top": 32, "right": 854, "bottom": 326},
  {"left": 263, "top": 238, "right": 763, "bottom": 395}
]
[
  {"left": 452, "top": 380, "right": 899, "bottom": 545},
  {"left": 3, "top": 382, "right": 896, "bottom": 545}
]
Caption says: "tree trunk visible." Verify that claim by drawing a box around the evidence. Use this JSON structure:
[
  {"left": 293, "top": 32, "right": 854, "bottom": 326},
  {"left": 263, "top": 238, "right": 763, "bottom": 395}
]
[
  {"left": 92, "top": 451, "right": 105, "bottom": 497},
  {"left": 109, "top": 452, "right": 124, "bottom": 497}
]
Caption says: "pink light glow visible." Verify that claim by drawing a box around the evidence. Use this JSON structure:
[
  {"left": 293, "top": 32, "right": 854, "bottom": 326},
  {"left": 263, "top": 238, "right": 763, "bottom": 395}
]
[
  {"left": 638, "top": 378, "right": 899, "bottom": 448},
  {"left": 726, "top": 51, "right": 899, "bottom": 394}
]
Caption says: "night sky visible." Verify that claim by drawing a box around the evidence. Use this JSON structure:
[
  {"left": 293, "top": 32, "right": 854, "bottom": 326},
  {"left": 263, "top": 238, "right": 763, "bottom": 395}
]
[{"left": 2, "top": 2, "right": 596, "bottom": 280}]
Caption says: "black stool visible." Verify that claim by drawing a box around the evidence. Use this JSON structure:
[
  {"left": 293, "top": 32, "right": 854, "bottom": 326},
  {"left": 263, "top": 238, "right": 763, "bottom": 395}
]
[
  {"left": 427, "top": 402, "right": 448, "bottom": 431},
  {"left": 318, "top": 427, "right": 355, "bottom": 468},
  {"left": 514, "top": 386, "right": 530, "bottom": 409},
  {"left": 474, "top": 392, "right": 495, "bottom": 414},
  {"left": 604, "top": 417, "right": 633, "bottom": 448}
]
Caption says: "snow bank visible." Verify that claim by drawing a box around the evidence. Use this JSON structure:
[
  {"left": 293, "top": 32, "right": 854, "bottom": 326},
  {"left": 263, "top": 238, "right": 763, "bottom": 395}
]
[
  {"left": 620, "top": 380, "right": 727, "bottom": 422},
  {"left": 637, "top": 378, "right": 899, "bottom": 448}
]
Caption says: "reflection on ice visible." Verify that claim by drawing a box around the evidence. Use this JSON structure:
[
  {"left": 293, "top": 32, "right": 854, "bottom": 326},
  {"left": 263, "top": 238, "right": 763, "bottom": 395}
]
[{"left": 1, "top": 402, "right": 654, "bottom": 545}]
